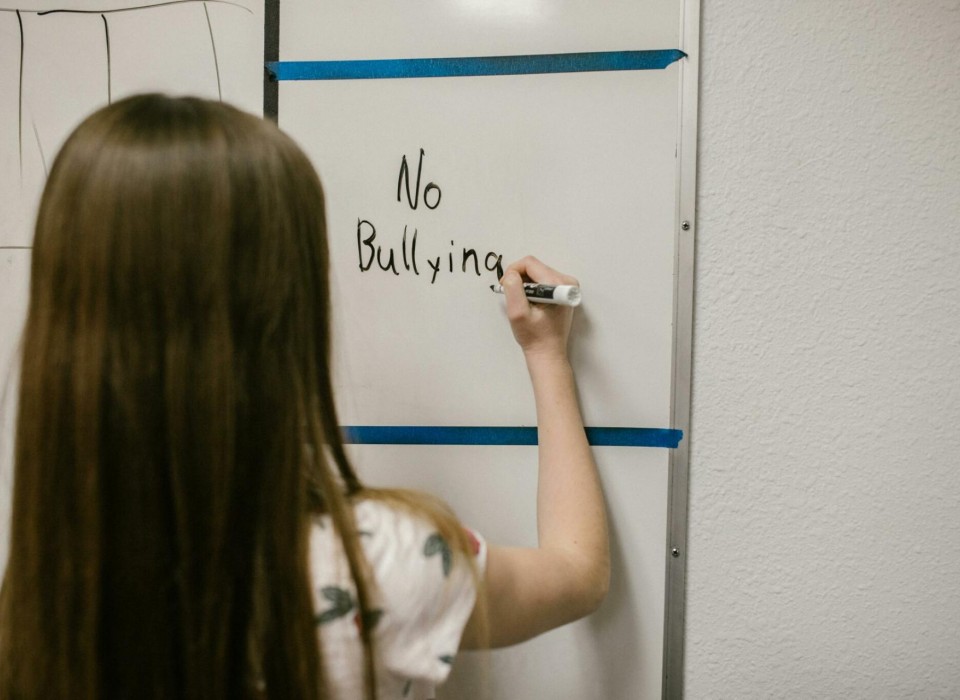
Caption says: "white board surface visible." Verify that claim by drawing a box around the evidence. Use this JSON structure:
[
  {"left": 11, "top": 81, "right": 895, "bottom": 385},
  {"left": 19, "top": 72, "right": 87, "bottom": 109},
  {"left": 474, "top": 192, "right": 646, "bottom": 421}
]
[
  {"left": 283, "top": 68, "right": 678, "bottom": 430},
  {"left": 0, "top": 251, "right": 29, "bottom": 574},
  {"left": 355, "top": 443, "right": 670, "bottom": 699},
  {"left": 0, "top": 0, "right": 263, "bottom": 567},
  {"left": 0, "top": 1, "right": 264, "bottom": 247},
  {"left": 278, "top": 2, "right": 692, "bottom": 697}
]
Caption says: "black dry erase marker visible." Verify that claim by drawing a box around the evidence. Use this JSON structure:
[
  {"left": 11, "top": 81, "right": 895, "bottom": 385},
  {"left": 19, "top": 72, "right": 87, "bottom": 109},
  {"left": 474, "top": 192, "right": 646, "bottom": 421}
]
[{"left": 489, "top": 282, "right": 582, "bottom": 307}]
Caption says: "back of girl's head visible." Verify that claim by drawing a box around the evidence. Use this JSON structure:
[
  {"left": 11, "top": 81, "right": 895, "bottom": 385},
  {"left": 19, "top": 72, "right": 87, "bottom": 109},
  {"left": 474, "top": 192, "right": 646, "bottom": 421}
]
[{"left": 0, "top": 94, "right": 357, "bottom": 699}]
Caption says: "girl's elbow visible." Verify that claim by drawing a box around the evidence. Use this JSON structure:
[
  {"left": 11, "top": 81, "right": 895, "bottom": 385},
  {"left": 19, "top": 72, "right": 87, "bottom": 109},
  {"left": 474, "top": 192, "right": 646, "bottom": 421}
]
[
  {"left": 565, "top": 551, "right": 611, "bottom": 619},
  {"left": 583, "top": 557, "right": 611, "bottom": 614}
]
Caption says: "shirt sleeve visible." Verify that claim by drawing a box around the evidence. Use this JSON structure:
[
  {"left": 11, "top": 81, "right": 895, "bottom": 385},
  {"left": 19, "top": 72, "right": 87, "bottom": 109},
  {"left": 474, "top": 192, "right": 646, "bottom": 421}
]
[{"left": 354, "top": 499, "right": 487, "bottom": 686}]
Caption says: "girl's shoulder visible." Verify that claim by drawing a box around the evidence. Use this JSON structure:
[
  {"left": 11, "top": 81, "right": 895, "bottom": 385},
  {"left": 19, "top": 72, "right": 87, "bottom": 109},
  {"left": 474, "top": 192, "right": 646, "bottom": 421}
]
[
  {"left": 311, "top": 497, "right": 486, "bottom": 582},
  {"left": 309, "top": 497, "right": 485, "bottom": 695}
]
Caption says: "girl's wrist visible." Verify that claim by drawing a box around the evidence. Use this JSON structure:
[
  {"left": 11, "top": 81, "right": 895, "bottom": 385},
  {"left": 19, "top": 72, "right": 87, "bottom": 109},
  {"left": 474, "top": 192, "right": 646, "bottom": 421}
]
[{"left": 523, "top": 348, "right": 573, "bottom": 376}]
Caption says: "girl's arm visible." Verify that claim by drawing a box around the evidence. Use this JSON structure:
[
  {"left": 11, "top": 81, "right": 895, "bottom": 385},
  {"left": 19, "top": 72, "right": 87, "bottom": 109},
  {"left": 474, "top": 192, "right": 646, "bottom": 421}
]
[{"left": 461, "top": 256, "right": 610, "bottom": 648}]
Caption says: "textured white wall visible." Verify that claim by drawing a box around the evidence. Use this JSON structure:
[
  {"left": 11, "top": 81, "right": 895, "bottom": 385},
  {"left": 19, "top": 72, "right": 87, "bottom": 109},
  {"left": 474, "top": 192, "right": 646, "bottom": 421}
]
[{"left": 687, "top": 1, "right": 960, "bottom": 697}]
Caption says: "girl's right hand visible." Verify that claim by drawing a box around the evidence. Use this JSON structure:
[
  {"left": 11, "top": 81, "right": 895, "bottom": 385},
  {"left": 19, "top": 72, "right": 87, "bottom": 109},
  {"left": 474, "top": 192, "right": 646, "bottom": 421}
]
[{"left": 500, "top": 256, "right": 578, "bottom": 361}]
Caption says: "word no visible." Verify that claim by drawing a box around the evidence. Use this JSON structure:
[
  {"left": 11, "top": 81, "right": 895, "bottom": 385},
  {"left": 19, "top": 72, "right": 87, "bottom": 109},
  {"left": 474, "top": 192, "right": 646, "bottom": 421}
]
[{"left": 397, "top": 148, "right": 442, "bottom": 210}]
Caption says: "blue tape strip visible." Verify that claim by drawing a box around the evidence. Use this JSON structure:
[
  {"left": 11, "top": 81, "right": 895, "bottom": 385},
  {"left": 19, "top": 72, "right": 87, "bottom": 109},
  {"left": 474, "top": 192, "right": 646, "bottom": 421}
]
[
  {"left": 267, "top": 49, "right": 685, "bottom": 81},
  {"left": 341, "top": 426, "right": 683, "bottom": 448}
]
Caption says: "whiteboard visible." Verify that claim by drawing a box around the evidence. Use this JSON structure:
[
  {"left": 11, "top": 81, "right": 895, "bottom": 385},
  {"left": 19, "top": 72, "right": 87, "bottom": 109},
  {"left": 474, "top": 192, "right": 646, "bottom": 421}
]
[
  {"left": 0, "top": 0, "right": 263, "bottom": 570},
  {"left": 276, "top": 1, "right": 698, "bottom": 697},
  {"left": 0, "top": 1, "right": 264, "bottom": 247}
]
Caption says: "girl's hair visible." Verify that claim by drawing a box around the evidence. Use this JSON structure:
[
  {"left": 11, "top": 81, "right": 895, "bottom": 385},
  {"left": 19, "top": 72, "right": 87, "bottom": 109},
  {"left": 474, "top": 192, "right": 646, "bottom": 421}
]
[{"left": 0, "top": 94, "right": 480, "bottom": 699}]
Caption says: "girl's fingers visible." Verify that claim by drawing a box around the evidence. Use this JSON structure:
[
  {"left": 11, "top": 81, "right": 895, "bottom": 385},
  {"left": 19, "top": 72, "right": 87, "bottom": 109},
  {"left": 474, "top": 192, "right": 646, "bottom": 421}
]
[
  {"left": 501, "top": 269, "right": 529, "bottom": 322},
  {"left": 505, "top": 256, "right": 578, "bottom": 286}
]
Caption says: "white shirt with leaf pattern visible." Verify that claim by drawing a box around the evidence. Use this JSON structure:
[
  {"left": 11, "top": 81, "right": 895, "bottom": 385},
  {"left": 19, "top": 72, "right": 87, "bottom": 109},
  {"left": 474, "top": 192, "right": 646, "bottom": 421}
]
[{"left": 310, "top": 498, "right": 486, "bottom": 700}]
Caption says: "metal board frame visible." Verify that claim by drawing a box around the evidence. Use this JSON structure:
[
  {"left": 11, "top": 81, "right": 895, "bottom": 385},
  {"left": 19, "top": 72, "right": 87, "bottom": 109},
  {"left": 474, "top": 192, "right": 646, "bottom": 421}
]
[{"left": 663, "top": 0, "right": 701, "bottom": 697}]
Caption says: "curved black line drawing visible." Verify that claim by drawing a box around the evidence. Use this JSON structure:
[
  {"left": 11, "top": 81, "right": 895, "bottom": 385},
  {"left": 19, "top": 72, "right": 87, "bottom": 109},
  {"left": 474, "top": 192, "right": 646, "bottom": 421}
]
[
  {"left": 102, "top": 13, "right": 111, "bottom": 103},
  {"left": 3, "top": 0, "right": 255, "bottom": 252},
  {"left": 203, "top": 2, "right": 222, "bottom": 101},
  {"left": 7, "top": 0, "right": 250, "bottom": 178},
  {"left": 0, "top": 1, "right": 253, "bottom": 17},
  {"left": 16, "top": 9, "right": 23, "bottom": 177}
]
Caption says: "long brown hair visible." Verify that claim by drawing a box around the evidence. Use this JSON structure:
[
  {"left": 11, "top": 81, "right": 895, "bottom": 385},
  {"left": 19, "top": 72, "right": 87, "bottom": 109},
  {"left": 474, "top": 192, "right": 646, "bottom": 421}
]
[{"left": 0, "top": 94, "right": 477, "bottom": 699}]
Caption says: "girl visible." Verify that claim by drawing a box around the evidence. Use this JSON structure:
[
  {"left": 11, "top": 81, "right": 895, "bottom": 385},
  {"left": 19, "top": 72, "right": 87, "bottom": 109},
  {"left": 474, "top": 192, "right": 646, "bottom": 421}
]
[{"left": 0, "top": 94, "right": 609, "bottom": 699}]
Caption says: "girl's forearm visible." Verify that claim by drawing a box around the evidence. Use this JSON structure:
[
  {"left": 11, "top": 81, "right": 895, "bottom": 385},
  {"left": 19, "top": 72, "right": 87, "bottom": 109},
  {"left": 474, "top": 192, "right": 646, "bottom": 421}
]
[{"left": 526, "top": 351, "right": 610, "bottom": 604}]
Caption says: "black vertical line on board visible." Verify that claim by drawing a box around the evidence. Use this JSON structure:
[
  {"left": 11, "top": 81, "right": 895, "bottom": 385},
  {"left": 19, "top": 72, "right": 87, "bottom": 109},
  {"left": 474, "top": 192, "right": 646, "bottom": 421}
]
[
  {"left": 203, "top": 3, "right": 222, "bottom": 101},
  {"left": 17, "top": 10, "right": 23, "bottom": 176},
  {"left": 102, "top": 14, "right": 111, "bottom": 103},
  {"left": 263, "top": 0, "right": 279, "bottom": 121}
]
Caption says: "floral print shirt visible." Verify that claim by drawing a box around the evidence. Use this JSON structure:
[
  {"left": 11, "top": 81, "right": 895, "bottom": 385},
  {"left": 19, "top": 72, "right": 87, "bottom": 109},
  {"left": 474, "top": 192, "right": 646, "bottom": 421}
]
[{"left": 310, "top": 499, "right": 487, "bottom": 699}]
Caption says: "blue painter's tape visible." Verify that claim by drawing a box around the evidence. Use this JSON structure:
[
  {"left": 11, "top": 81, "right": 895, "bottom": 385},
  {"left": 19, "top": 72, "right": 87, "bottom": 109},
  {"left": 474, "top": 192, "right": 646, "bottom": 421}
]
[
  {"left": 341, "top": 426, "right": 683, "bottom": 448},
  {"left": 266, "top": 49, "right": 686, "bottom": 82},
  {"left": 586, "top": 427, "right": 683, "bottom": 448}
]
